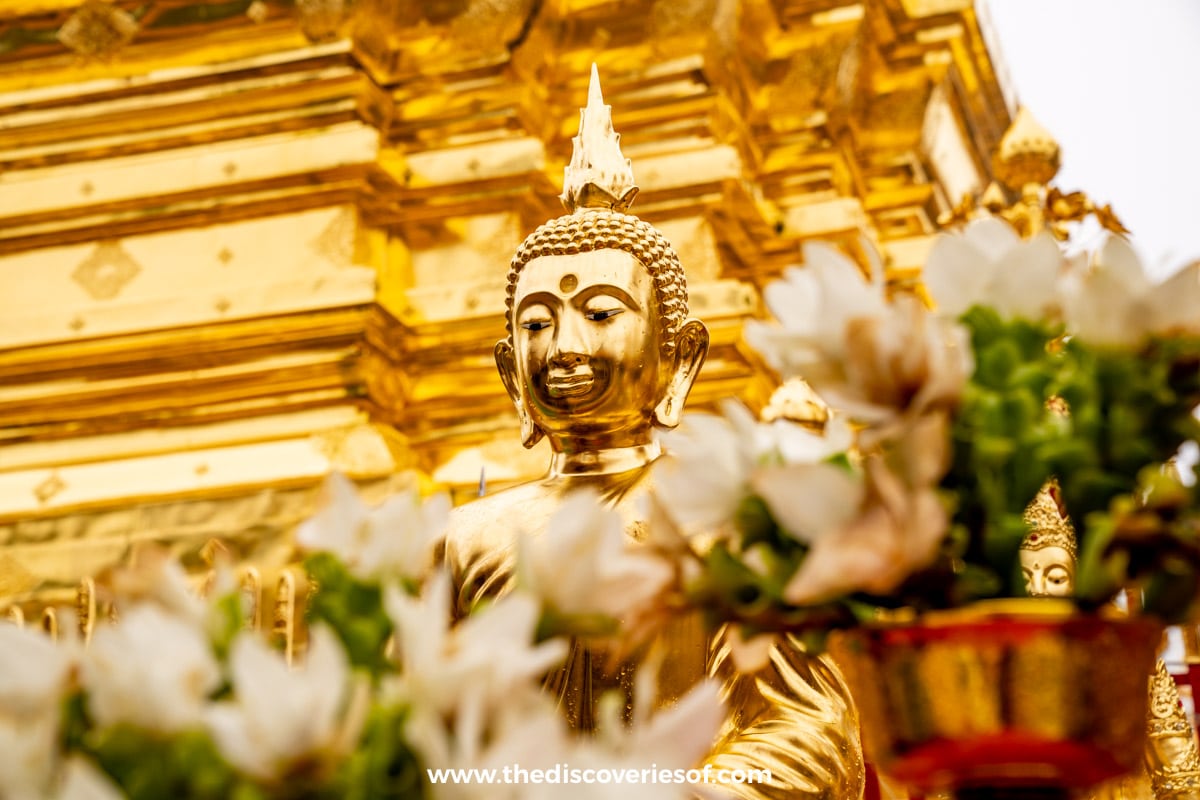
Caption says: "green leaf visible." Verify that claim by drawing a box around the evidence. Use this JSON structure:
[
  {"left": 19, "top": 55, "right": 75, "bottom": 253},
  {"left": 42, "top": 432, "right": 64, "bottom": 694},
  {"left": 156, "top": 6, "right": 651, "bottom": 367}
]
[{"left": 302, "top": 553, "right": 394, "bottom": 677}]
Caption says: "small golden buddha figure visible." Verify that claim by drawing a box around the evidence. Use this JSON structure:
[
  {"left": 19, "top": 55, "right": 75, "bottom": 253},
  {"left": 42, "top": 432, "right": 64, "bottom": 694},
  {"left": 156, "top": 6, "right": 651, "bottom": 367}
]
[
  {"left": 1019, "top": 480, "right": 1077, "bottom": 598},
  {"left": 1147, "top": 660, "right": 1200, "bottom": 800},
  {"left": 442, "top": 67, "right": 864, "bottom": 800},
  {"left": 1021, "top": 482, "right": 1200, "bottom": 800}
]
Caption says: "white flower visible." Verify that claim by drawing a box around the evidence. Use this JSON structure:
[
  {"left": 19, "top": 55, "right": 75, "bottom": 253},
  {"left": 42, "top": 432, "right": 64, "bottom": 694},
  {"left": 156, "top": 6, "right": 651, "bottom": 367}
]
[
  {"left": 296, "top": 472, "right": 450, "bottom": 582},
  {"left": 1063, "top": 236, "right": 1200, "bottom": 347},
  {"left": 386, "top": 574, "right": 567, "bottom": 732},
  {"left": 655, "top": 399, "right": 854, "bottom": 534},
  {"left": 411, "top": 690, "right": 571, "bottom": 800},
  {"left": 56, "top": 757, "right": 125, "bottom": 800},
  {"left": 750, "top": 461, "right": 864, "bottom": 547},
  {"left": 0, "top": 708, "right": 60, "bottom": 800},
  {"left": 746, "top": 241, "right": 972, "bottom": 427},
  {"left": 516, "top": 489, "right": 673, "bottom": 622},
  {"left": 107, "top": 545, "right": 206, "bottom": 624},
  {"left": 923, "top": 217, "right": 1063, "bottom": 321},
  {"left": 407, "top": 645, "right": 723, "bottom": 800},
  {"left": 838, "top": 294, "right": 973, "bottom": 431},
  {"left": 83, "top": 604, "right": 220, "bottom": 734},
  {"left": 552, "top": 676, "right": 724, "bottom": 800},
  {"left": 205, "top": 625, "right": 356, "bottom": 782},
  {"left": 782, "top": 422, "right": 949, "bottom": 606},
  {"left": 744, "top": 241, "right": 886, "bottom": 379},
  {"left": 0, "top": 625, "right": 81, "bottom": 800},
  {"left": 0, "top": 623, "right": 75, "bottom": 716}
]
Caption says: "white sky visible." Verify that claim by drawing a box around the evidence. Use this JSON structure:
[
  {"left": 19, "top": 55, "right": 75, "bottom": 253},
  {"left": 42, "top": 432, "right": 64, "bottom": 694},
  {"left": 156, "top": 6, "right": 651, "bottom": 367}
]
[{"left": 984, "top": 0, "right": 1200, "bottom": 279}]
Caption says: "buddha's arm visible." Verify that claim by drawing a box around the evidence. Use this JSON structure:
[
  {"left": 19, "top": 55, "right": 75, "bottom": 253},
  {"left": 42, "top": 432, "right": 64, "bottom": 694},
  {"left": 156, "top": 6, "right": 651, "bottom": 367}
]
[{"left": 704, "top": 630, "right": 865, "bottom": 800}]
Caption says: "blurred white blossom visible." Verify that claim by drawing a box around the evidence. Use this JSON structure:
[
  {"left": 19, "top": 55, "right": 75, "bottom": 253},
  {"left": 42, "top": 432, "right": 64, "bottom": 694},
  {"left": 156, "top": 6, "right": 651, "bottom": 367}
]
[
  {"left": 0, "top": 709, "right": 61, "bottom": 800},
  {"left": 783, "top": 417, "right": 949, "bottom": 606},
  {"left": 746, "top": 242, "right": 971, "bottom": 428},
  {"left": 745, "top": 241, "right": 886, "bottom": 379},
  {"left": 205, "top": 625, "right": 358, "bottom": 782},
  {"left": 0, "top": 623, "right": 75, "bottom": 716},
  {"left": 386, "top": 573, "right": 566, "bottom": 761},
  {"left": 655, "top": 399, "right": 855, "bottom": 536},
  {"left": 56, "top": 757, "right": 125, "bottom": 800},
  {"left": 83, "top": 604, "right": 220, "bottom": 735},
  {"left": 1063, "top": 236, "right": 1200, "bottom": 347},
  {"left": 0, "top": 624, "right": 79, "bottom": 800},
  {"left": 516, "top": 489, "right": 674, "bottom": 622},
  {"left": 107, "top": 545, "right": 206, "bottom": 624},
  {"left": 923, "top": 218, "right": 1064, "bottom": 321},
  {"left": 297, "top": 472, "right": 450, "bottom": 582}
]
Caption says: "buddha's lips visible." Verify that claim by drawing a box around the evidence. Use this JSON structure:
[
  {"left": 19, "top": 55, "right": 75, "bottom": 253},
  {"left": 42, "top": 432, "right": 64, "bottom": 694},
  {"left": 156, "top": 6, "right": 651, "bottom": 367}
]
[{"left": 546, "top": 370, "right": 594, "bottom": 397}]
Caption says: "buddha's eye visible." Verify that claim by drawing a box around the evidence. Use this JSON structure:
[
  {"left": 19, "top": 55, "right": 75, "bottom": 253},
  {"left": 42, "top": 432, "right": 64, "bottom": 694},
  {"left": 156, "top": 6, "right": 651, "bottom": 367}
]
[
  {"left": 1046, "top": 567, "right": 1071, "bottom": 586},
  {"left": 521, "top": 320, "right": 552, "bottom": 332},
  {"left": 584, "top": 308, "right": 623, "bottom": 322}
]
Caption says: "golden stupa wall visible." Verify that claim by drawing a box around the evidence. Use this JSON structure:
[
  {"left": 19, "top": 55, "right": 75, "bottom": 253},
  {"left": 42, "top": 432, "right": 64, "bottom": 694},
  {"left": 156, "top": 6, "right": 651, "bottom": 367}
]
[{"left": 0, "top": 0, "right": 1011, "bottom": 610}]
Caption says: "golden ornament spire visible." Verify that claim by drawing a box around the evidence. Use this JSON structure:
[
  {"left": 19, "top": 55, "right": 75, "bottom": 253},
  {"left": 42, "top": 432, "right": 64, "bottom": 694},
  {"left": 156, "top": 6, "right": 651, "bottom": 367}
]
[
  {"left": 560, "top": 64, "right": 639, "bottom": 214},
  {"left": 943, "top": 106, "right": 1129, "bottom": 239},
  {"left": 993, "top": 106, "right": 1062, "bottom": 190},
  {"left": 1021, "top": 479, "right": 1077, "bottom": 561}
]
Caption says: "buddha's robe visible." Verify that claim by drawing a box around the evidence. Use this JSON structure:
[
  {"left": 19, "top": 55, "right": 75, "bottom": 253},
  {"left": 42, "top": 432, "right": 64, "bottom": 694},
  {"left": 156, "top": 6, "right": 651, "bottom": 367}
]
[{"left": 441, "top": 466, "right": 864, "bottom": 800}]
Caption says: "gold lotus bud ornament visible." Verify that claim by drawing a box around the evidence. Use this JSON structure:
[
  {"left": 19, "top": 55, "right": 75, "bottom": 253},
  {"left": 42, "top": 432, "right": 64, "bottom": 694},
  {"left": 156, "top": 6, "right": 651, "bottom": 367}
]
[
  {"left": 993, "top": 107, "right": 1062, "bottom": 191},
  {"left": 761, "top": 377, "right": 830, "bottom": 433},
  {"left": 1020, "top": 479, "right": 1078, "bottom": 597}
]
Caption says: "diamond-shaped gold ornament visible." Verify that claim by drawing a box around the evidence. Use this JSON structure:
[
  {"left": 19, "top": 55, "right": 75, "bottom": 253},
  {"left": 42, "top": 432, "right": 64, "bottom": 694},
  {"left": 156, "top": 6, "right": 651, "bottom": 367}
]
[
  {"left": 72, "top": 241, "right": 142, "bottom": 300},
  {"left": 57, "top": 0, "right": 138, "bottom": 59},
  {"left": 308, "top": 208, "right": 356, "bottom": 266},
  {"left": 34, "top": 472, "right": 67, "bottom": 505}
]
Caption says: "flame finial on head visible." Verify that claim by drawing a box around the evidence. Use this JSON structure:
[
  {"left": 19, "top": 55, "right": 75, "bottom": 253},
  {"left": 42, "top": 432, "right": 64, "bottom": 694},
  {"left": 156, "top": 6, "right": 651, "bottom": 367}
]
[{"left": 560, "top": 64, "right": 639, "bottom": 214}]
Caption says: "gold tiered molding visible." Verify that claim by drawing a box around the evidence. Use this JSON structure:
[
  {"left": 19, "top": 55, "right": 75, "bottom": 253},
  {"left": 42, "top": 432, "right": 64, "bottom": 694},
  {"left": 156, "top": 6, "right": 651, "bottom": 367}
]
[{"left": 0, "top": 0, "right": 1011, "bottom": 613}]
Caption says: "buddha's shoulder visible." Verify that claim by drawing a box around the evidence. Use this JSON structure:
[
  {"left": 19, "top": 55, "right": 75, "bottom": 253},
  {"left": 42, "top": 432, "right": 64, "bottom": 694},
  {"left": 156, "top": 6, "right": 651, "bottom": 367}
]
[
  {"left": 445, "top": 480, "right": 558, "bottom": 544},
  {"left": 444, "top": 467, "right": 653, "bottom": 552}
]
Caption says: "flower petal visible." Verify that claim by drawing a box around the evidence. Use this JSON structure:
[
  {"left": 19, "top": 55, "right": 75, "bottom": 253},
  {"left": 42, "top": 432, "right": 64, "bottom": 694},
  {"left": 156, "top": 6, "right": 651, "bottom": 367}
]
[
  {"left": 295, "top": 472, "right": 368, "bottom": 564},
  {"left": 923, "top": 234, "right": 990, "bottom": 318},
  {"left": 987, "top": 232, "right": 1062, "bottom": 321},
  {"left": 751, "top": 463, "right": 864, "bottom": 543},
  {"left": 56, "top": 756, "right": 124, "bottom": 800},
  {"left": 0, "top": 625, "right": 72, "bottom": 715},
  {"left": 1146, "top": 260, "right": 1200, "bottom": 337}
]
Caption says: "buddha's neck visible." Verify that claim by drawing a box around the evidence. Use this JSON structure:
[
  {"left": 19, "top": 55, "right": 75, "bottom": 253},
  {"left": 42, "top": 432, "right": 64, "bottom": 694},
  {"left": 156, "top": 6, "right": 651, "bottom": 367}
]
[{"left": 548, "top": 440, "right": 661, "bottom": 478}]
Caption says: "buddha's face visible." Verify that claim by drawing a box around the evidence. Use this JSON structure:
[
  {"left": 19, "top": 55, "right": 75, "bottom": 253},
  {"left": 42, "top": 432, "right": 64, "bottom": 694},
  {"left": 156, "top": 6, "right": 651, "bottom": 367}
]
[
  {"left": 1149, "top": 730, "right": 1198, "bottom": 775},
  {"left": 507, "top": 249, "right": 663, "bottom": 442},
  {"left": 1019, "top": 545, "right": 1075, "bottom": 597}
]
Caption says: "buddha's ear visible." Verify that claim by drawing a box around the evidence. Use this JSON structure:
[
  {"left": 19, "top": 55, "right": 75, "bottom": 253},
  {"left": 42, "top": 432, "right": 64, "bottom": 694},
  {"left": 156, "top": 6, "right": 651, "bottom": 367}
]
[
  {"left": 495, "top": 339, "right": 544, "bottom": 449},
  {"left": 654, "top": 319, "right": 709, "bottom": 429}
]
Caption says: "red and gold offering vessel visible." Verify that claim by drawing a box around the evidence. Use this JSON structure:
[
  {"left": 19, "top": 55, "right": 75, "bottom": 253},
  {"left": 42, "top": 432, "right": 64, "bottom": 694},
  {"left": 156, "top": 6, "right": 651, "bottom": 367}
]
[{"left": 835, "top": 600, "right": 1163, "bottom": 799}]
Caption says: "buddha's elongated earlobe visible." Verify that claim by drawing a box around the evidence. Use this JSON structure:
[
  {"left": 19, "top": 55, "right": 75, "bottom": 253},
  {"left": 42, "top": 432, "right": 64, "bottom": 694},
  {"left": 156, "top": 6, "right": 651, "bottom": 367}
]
[
  {"left": 495, "top": 339, "right": 544, "bottom": 448},
  {"left": 653, "top": 319, "right": 709, "bottom": 429}
]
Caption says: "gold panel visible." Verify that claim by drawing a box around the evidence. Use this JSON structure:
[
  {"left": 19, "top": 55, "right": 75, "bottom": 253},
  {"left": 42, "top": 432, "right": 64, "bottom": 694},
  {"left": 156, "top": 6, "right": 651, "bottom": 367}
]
[{"left": 0, "top": 0, "right": 1013, "bottom": 608}]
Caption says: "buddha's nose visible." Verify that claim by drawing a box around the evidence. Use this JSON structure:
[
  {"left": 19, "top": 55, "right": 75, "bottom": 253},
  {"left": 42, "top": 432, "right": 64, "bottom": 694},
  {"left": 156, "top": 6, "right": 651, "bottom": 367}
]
[
  {"left": 550, "top": 315, "right": 590, "bottom": 366},
  {"left": 551, "top": 351, "right": 587, "bottom": 367}
]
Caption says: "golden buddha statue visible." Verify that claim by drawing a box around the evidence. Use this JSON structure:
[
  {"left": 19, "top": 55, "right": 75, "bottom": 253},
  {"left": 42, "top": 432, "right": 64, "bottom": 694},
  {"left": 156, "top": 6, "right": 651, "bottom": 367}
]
[
  {"left": 1019, "top": 480, "right": 1077, "bottom": 598},
  {"left": 1147, "top": 659, "right": 1200, "bottom": 800},
  {"left": 442, "top": 66, "right": 864, "bottom": 800}
]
